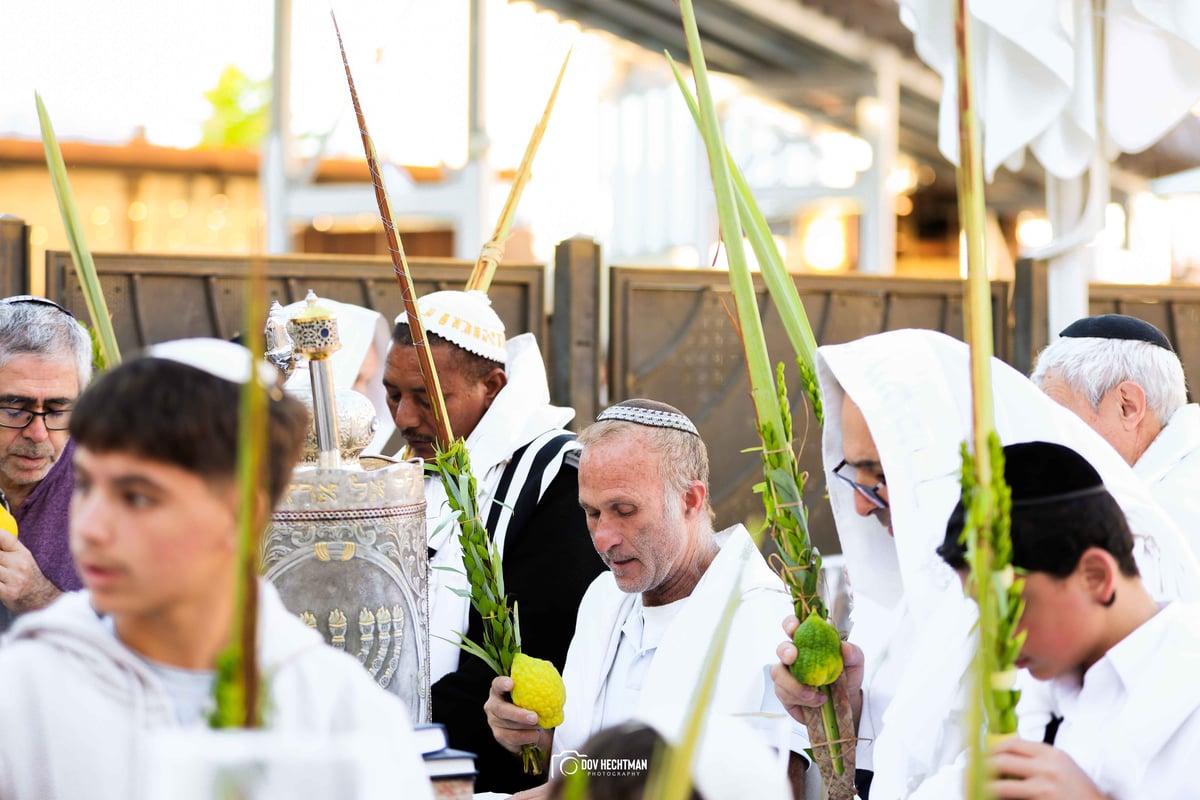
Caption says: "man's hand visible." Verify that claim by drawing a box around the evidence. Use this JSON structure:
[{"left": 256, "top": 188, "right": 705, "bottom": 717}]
[
  {"left": 989, "top": 738, "right": 1108, "bottom": 800},
  {"left": 771, "top": 614, "right": 865, "bottom": 730},
  {"left": 0, "top": 534, "right": 60, "bottom": 613},
  {"left": 485, "top": 675, "right": 553, "bottom": 758}
]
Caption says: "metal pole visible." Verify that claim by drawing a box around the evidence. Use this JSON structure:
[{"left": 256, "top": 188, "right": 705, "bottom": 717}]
[{"left": 263, "top": 0, "right": 293, "bottom": 254}]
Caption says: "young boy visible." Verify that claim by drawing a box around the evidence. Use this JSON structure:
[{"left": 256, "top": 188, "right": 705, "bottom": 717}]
[
  {"left": 0, "top": 338, "right": 433, "bottom": 800},
  {"left": 938, "top": 441, "right": 1200, "bottom": 800}
]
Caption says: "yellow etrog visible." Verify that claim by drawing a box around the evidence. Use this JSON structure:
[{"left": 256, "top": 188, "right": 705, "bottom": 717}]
[
  {"left": 789, "top": 612, "right": 843, "bottom": 686},
  {"left": 0, "top": 505, "right": 16, "bottom": 537},
  {"left": 511, "top": 652, "right": 566, "bottom": 728}
]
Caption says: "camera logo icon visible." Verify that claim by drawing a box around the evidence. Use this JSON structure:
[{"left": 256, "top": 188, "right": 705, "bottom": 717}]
[{"left": 552, "top": 749, "right": 586, "bottom": 776}]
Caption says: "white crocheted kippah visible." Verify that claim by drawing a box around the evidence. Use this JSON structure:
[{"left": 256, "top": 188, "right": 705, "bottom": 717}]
[
  {"left": 394, "top": 289, "right": 507, "bottom": 364},
  {"left": 596, "top": 399, "right": 699, "bottom": 436}
]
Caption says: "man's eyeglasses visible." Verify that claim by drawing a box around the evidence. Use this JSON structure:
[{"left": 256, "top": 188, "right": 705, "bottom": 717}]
[
  {"left": 832, "top": 459, "right": 888, "bottom": 509},
  {"left": 0, "top": 407, "right": 72, "bottom": 431}
]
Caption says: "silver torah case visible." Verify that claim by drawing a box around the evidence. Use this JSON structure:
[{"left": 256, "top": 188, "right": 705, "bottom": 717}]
[{"left": 262, "top": 294, "right": 431, "bottom": 722}]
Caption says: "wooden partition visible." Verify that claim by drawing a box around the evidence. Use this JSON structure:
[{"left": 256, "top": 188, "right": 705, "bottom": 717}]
[
  {"left": 608, "top": 266, "right": 1011, "bottom": 555},
  {"left": 44, "top": 251, "right": 545, "bottom": 354}
]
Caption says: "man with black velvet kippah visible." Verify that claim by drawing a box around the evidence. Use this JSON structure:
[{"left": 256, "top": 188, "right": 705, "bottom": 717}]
[
  {"left": 939, "top": 441, "right": 1200, "bottom": 800},
  {"left": 1032, "top": 314, "right": 1200, "bottom": 556}
]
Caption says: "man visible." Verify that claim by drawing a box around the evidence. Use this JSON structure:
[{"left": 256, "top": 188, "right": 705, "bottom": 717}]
[
  {"left": 485, "top": 399, "right": 803, "bottom": 797},
  {"left": 772, "top": 329, "right": 1198, "bottom": 800},
  {"left": 938, "top": 441, "right": 1200, "bottom": 800},
  {"left": 1031, "top": 314, "right": 1200, "bottom": 553},
  {"left": 0, "top": 295, "right": 92, "bottom": 631},
  {"left": 384, "top": 289, "right": 605, "bottom": 792},
  {"left": 0, "top": 338, "right": 432, "bottom": 799}
]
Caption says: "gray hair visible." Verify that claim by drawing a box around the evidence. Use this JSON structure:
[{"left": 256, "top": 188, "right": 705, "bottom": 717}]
[
  {"left": 578, "top": 418, "right": 715, "bottom": 525},
  {"left": 1031, "top": 335, "right": 1187, "bottom": 425},
  {"left": 0, "top": 301, "right": 93, "bottom": 393}
]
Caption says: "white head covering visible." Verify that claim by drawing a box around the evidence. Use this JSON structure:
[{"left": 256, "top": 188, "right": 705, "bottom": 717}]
[
  {"left": 146, "top": 338, "right": 277, "bottom": 386},
  {"left": 815, "top": 329, "right": 1200, "bottom": 797},
  {"left": 280, "top": 298, "right": 396, "bottom": 454},
  {"left": 393, "top": 290, "right": 507, "bottom": 364}
]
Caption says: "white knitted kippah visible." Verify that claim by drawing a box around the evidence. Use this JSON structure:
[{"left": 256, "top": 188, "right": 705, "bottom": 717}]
[
  {"left": 146, "top": 338, "right": 277, "bottom": 386},
  {"left": 596, "top": 399, "right": 699, "bottom": 436},
  {"left": 394, "top": 290, "right": 507, "bottom": 364}
]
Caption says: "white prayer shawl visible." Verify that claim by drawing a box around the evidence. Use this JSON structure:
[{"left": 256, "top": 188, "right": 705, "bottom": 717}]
[
  {"left": 816, "top": 329, "right": 1200, "bottom": 800},
  {"left": 1050, "top": 602, "right": 1200, "bottom": 799},
  {"left": 1135, "top": 403, "right": 1200, "bottom": 560},
  {"left": 420, "top": 333, "right": 576, "bottom": 682},
  {"left": 554, "top": 525, "right": 794, "bottom": 762}
]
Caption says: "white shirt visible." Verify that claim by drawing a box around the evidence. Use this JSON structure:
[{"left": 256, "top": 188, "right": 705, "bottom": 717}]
[
  {"left": 1050, "top": 601, "right": 1200, "bottom": 799},
  {"left": 597, "top": 595, "right": 688, "bottom": 730}
]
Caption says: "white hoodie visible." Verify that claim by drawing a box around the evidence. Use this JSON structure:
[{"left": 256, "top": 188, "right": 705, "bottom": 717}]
[
  {"left": 816, "top": 329, "right": 1200, "bottom": 799},
  {"left": 0, "top": 581, "right": 433, "bottom": 800}
]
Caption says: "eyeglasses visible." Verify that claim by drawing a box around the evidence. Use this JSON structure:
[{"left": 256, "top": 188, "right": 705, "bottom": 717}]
[
  {"left": 0, "top": 407, "right": 72, "bottom": 431},
  {"left": 832, "top": 459, "right": 888, "bottom": 509}
]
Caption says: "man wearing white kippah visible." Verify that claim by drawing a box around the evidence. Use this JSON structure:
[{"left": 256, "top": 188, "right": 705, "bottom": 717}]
[
  {"left": 384, "top": 290, "right": 604, "bottom": 793},
  {"left": 0, "top": 339, "right": 432, "bottom": 800},
  {"left": 484, "top": 399, "right": 807, "bottom": 798}
]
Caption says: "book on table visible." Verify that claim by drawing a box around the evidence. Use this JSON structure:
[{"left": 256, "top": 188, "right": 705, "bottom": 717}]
[
  {"left": 412, "top": 723, "right": 448, "bottom": 755},
  {"left": 423, "top": 746, "right": 476, "bottom": 779}
]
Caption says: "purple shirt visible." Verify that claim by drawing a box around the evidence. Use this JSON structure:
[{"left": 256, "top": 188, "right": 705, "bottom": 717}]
[{"left": 14, "top": 438, "right": 81, "bottom": 593}]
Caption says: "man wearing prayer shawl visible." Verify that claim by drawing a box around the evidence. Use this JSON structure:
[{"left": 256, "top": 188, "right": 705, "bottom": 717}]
[
  {"left": 773, "top": 328, "right": 1199, "bottom": 800},
  {"left": 939, "top": 441, "right": 1200, "bottom": 800},
  {"left": 385, "top": 290, "right": 604, "bottom": 792},
  {"left": 1032, "top": 314, "right": 1200, "bottom": 558},
  {"left": 484, "top": 399, "right": 806, "bottom": 797},
  {"left": 0, "top": 296, "right": 92, "bottom": 632}
]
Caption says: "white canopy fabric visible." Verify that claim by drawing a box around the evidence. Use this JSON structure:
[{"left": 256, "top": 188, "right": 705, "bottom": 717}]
[{"left": 899, "top": 0, "right": 1200, "bottom": 180}]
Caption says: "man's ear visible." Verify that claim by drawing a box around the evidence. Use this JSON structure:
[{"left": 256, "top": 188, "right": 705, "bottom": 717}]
[
  {"left": 682, "top": 481, "right": 707, "bottom": 520},
  {"left": 1077, "top": 547, "right": 1119, "bottom": 605},
  {"left": 1114, "top": 380, "right": 1148, "bottom": 431},
  {"left": 481, "top": 367, "right": 507, "bottom": 406}
]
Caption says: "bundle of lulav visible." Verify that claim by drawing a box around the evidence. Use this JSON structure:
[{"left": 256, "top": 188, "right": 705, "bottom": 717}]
[
  {"left": 949, "top": 0, "right": 1022, "bottom": 795},
  {"left": 331, "top": 13, "right": 564, "bottom": 775},
  {"left": 671, "top": 1, "right": 854, "bottom": 796}
]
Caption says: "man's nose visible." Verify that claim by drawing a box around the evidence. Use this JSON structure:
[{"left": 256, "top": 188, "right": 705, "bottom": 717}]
[
  {"left": 70, "top": 491, "right": 112, "bottom": 547},
  {"left": 392, "top": 396, "right": 422, "bottom": 431},
  {"left": 590, "top": 516, "right": 623, "bottom": 554},
  {"left": 21, "top": 415, "right": 50, "bottom": 442},
  {"left": 852, "top": 490, "right": 878, "bottom": 518}
]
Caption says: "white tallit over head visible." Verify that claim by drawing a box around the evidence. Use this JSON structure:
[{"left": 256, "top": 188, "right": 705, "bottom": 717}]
[
  {"left": 816, "top": 329, "right": 1200, "bottom": 799},
  {"left": 818, "top": 328, "right": 1200, "bottom": 616}
]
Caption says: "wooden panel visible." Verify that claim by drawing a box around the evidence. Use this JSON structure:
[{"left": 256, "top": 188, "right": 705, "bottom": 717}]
[
  {"left": 45, "top": 251, "right": 545, "bottom": 353},
  {"left": 610, "top": 267, "right": 1012, "bottom": 554}
]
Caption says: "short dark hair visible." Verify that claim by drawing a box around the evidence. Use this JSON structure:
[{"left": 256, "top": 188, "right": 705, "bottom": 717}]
[
  {"left": 547, "top": 721, "right": 704, "bottom": 800},
  {"left": 69, "top": 358, "right": 309, "bottom": 508},
  {"left": 390, "top": 324, "right": 503, "bottom": 382},
  {"left": 939, "top": 441, "right": 1139, "bottom": 578}
]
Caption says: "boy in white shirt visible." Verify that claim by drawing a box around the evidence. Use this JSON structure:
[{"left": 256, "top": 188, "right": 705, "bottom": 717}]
[{"left": 937, "top": 440, "right": 1200, "bottom": 800}]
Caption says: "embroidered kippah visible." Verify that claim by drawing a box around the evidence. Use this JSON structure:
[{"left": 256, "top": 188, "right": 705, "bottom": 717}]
[
  {"left": 394, "top": 290, "right": 507, "bottom": 364},
  {"left": 596, "top": 399, "right": 699, "bottom": 436},
  {"left": 1059, "top": 314, "right": 1174, "bottom": 352}
]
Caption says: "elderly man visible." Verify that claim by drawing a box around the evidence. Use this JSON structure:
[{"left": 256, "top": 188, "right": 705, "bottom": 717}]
[
  {"left": 1031, "top": 314, "right": 1200, "bottom": 552},
  {"left": 772, "top": 329, "right": 1198, "bottom": 800},
  {"left": 0, "top": 339, "right": 432, "bottom": 800},
  {"left": 384, "top": 289, "right": 604, "bottom": 793},
  {"left": 0, "top": 296, "right": 91, "bottom": 631},
  {"left": 485, "top": 399, "right": 803, "bottom": 796}
]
